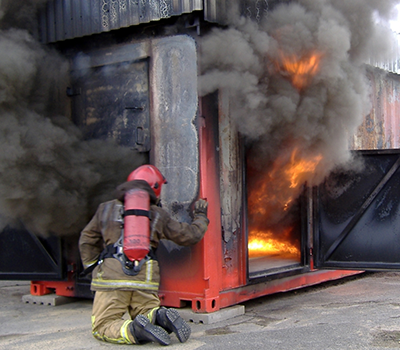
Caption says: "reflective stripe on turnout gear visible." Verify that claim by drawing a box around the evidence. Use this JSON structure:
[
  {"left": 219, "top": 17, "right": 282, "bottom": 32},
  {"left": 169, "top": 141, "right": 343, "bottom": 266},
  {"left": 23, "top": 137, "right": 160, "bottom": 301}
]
[
  {"left": 79, "top": 198, "right": 208, "bottom": 293},
  {"left": 91, "top": 279, "right": 159, "bottom": 291},
  {"left": 92, "top": 259, "right": 158, "bottom": 291},
  {"left": 121, "top": 320, "right": 135, "bottom": 344},
  {"left": 91, "top": 316, "right": 134, "bottom": 344},
  {"left": 147, "top": 306, "right": 160, "bottom": 323}
]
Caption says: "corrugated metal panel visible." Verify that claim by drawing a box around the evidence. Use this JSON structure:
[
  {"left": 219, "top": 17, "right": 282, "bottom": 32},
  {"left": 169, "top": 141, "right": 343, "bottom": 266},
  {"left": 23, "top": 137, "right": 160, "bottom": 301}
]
[
  {"left": 204, "top": 0, "right": 286, "bottom": 24},
  {"left": 39, "top": 0, "right": 203, "bottom": 43},
  {"left": 352, "top": 68, "right": 400, "bottom": 150},
  {"left": 39, "top": 0, "right": 288, "bottom": 43}
]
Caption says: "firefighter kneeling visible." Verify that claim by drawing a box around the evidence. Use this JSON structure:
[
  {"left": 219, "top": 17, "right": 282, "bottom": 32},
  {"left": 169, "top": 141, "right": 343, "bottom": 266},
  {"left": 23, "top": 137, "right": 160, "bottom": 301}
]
[{"left": 79, "top": 165, "right": 209, "bottom": 345}]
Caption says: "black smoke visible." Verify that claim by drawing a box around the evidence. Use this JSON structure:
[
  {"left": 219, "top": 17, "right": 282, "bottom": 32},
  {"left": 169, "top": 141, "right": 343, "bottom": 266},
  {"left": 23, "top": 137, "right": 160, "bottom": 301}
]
[
  {"left": 200, "top": 0, "right": 398, "bottom": 186},
  {"left": 0, "top": 1, "right": 144, "bottom": 236},
  {"left": 199, "top": 0, "right": 399, "bottom": 229}
]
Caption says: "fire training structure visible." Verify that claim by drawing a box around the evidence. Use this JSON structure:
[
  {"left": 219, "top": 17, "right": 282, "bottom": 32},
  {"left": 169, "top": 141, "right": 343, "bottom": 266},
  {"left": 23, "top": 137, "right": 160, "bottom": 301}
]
[{"left": 1, "top": 0, "right": 400, "bottom": 314}]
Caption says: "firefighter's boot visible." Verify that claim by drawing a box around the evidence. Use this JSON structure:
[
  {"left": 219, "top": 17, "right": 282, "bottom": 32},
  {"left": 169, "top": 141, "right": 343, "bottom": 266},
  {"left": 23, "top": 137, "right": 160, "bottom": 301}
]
[
  {"left": 156, "top": 307, "right": 191, "bottom": 343},
  {"left": 131, "top": 314, "right": 170, "bottom": 346}
]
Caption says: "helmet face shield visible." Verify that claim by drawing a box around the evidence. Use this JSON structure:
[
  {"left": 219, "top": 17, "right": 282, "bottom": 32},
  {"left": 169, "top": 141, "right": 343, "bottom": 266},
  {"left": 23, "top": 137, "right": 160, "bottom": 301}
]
[{"left": 127, "top": 165, "right": 167, "bottom": 197}]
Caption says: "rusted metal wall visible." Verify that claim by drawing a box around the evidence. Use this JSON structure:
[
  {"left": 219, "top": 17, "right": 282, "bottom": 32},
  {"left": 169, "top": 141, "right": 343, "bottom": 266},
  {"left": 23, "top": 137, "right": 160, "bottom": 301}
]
[{"left": 352, "top": 67, "right": 400, "bottom": 150}]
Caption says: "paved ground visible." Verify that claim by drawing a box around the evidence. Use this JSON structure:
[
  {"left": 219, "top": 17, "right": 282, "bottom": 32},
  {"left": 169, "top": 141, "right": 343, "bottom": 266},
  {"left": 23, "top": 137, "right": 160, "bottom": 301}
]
[{"left": 1, "top": 272, "right": 400, "bottom": 349}]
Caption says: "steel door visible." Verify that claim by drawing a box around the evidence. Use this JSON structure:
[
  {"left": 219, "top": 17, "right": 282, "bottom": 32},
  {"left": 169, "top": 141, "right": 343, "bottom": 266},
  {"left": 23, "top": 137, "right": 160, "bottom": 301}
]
[
  {"left": 70, "top": 55, "right": 151, "bottom": 153},
  {"left": 314, "top": 149, "right": 400, "bottom": 270},
  {"left": 0, "top": 227, "right": 64, "bottom": 280}
]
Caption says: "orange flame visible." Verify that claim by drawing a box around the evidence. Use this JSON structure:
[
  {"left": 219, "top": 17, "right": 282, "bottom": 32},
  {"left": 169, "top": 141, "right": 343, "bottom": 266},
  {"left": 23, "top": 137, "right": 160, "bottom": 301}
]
[
  {"left": 248, "top": 148, "right": 322, "bottom": 258},
  {"left": 274, "top": 51, "right": 323, "bottom": 90},
  {"left": 248, "top": 235, "right": 300, "bottom": 258},
  {"left": 285, "top": 148, "right": 323, "bottom": 189}
]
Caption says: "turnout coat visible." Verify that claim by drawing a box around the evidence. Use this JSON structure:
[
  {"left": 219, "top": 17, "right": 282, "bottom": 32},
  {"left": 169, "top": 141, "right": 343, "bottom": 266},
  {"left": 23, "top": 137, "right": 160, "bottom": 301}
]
[{"left": 79, "top": 180, "right": 209, "bottom": 293}]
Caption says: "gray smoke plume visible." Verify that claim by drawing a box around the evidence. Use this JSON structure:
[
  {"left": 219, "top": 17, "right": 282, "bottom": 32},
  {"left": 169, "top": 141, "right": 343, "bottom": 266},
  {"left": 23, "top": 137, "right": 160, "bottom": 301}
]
[
  {"left": 199, "top": 0, "right": 399, "bottom": 224},
  {"left": 0, "top": 1, "right": 144, "bottom": 236},
  {"left": 0, "top": 0, "right": 47, "bottom": 33}
]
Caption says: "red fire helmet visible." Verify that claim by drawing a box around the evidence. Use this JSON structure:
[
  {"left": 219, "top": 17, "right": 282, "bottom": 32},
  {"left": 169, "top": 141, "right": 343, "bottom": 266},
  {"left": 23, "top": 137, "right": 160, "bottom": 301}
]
[{"left": 127, "top": 165, "right": 167, "bottom": 198}]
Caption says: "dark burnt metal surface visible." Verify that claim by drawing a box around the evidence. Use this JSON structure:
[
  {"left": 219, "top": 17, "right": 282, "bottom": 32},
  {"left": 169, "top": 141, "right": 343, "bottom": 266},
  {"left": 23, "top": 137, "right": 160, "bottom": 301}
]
[
  {"left": 0, "top": 227, "right": 64, "bottom": 280},
  {"left": 204, "top": 0, "right": 284, "bottom": 24},
  {"left": 314, "top": 150, "right": 400, "bottom": 270},
  {"left": 70, "top": 35, "right": 200, "bottom": 220},
  {"left": 70, "top": 45, "right": 151, "bottom": 152},
  {"left": 38, "top": 0, "right": 287, "bottom": 43},
  {"left": 218, "top": 90, "right": 243, "bottom": 243},
  {"left": 38, "top": 0, "right": 203, "bottom": 43}
]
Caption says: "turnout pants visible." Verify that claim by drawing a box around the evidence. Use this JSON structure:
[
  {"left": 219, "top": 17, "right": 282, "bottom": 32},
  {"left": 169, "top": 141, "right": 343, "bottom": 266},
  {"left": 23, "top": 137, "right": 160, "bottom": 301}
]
[{"left": 91, "top": 289, "right": 160, "bottom": 344}]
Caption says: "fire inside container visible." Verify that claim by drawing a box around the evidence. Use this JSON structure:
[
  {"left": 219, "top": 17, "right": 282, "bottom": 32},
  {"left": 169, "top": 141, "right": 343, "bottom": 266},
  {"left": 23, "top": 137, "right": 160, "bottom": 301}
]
[
  {"left": 246, "top": 147, "right": 309, "bottom": 273},
  {"left": 244, "top": 42, "right": 326, "bottom": 274}
]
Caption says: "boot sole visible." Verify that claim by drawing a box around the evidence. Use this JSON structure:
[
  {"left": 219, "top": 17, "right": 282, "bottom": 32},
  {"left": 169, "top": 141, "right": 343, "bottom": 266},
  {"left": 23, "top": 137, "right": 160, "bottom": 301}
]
[
  {"left": 135, "top": 315, "right": 170, "bottom": 346},
  {"left": 166, "top": 308, "right": 191, "bottom": 343}
]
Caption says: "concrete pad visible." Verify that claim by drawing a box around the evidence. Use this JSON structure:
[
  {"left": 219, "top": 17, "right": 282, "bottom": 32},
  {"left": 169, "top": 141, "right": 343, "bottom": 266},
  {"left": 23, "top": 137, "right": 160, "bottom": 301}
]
[
  {"left": 178, "top": 305, "right": 245, "bottom": 324},
  {"left": 4, "top": 273, "right": 400, "bottom": 349},
  {"left": 22, "top": 293, "right": 75, "bottom": 306}
]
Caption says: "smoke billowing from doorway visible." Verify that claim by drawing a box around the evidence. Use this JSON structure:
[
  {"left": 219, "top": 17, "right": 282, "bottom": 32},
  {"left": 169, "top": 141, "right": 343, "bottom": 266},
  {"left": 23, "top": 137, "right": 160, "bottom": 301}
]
[
  {"left": 0, "top": 1, "right": 144, "bottom": 236},
  {"left": 199, "top": 0, "right": 399, "bottom": 224}
]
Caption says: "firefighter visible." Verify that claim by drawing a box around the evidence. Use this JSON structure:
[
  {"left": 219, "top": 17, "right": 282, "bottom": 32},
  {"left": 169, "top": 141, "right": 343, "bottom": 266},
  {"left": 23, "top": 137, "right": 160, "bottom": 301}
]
[{"left": 79, "top": 164, "right": 209, "bottom": 346}]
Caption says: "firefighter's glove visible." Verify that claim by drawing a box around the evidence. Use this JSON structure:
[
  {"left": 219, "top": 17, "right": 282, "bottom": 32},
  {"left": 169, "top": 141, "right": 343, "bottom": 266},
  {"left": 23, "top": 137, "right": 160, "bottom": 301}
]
[{"left": 194, "top": 199, "right": 208, "bottom": 217}]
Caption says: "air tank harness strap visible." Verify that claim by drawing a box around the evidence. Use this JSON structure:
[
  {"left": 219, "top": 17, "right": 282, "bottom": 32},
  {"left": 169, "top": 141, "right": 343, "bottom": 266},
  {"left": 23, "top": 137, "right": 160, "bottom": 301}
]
[
  {"left": 79, "top": 244, "right": 116, "bottom": 277},
  {"left": 80, "top": 243, "right": 156, "bottom": 277},
  {"left": 123, "top": 209, "right": 150, "bottom": 218}
]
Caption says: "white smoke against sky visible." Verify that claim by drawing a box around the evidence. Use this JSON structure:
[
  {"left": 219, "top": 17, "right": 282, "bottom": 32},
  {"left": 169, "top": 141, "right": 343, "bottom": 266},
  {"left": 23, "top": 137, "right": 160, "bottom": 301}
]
[
  {"left": 0, "top": 1, "right": 144, "bottom": 236},
  {"left": 389, "top": 4, "right": 400, "bottom": 32},
  {"left": 199, "top": 0, "right": 399, "bottom": 186}
]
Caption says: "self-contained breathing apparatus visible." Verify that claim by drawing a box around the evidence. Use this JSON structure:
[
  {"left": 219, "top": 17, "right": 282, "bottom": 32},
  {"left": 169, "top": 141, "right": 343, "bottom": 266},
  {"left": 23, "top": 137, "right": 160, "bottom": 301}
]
[
  {"left": 113, "top": 187, "right": 153, "bottom": 275},
  {"left": 81, "top": 165, "right": 167, "bottom": 277}
]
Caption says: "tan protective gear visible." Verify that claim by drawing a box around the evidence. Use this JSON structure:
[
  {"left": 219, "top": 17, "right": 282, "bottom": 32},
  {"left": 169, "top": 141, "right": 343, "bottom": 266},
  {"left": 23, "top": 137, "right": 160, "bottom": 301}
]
[
  {"left": 79, "top": 183, "right": 209, "bottom": 292},
  {"left": 80, "top": 200, "right": 208, "bottom": 292},
  {"left": 91, "top": 289, "right": 160, "bottom": 344},
  {"left": 79, "top": 180, "right": 209, "bottom": 344}
]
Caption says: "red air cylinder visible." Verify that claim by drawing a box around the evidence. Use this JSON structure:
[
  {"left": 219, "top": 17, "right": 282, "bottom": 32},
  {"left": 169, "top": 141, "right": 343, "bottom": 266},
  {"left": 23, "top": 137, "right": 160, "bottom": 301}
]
[{"left": 123, "top": 188, "right": 150, "bottom": 262}]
